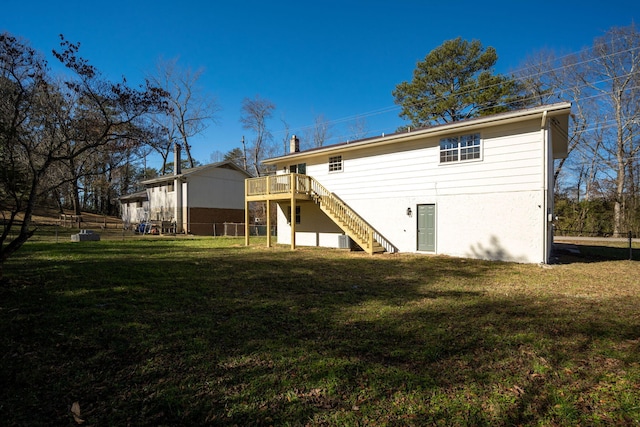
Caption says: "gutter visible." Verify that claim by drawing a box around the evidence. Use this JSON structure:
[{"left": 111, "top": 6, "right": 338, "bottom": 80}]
[{"left": 263, "top": 102, "right": 572, "bottom": 165}]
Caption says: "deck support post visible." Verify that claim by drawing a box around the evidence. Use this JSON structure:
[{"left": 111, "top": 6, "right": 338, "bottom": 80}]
[
  {"left": 369, "top": 231, "right": 374, "bottom": 255},
  {"left": 244, "top": 182, "right": 250, "bottom": 247},
  {"left": 290, "top": 175, "right": 296, "bottom": 250},
  {"left": 266, "top": 200, "right": 272, "bottom": 247}
]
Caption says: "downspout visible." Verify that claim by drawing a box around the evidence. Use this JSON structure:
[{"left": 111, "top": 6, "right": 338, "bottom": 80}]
[{"left": 541, "top": 111, "right": 549, "bottom": 263}]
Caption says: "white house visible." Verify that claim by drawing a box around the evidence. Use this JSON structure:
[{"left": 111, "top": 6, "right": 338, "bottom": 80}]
[
  {"left": 119, "top": 190, "right": 149, "bottom": 229},
  {"left": 124, "top": 156, "right": 252, "bottom": 235},
  {"left": 245, "top": 102, "right": 571, "bottom": 264}
]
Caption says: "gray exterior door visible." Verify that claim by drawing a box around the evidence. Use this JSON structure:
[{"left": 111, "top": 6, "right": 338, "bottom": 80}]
[{"left": 417, "top": 204, "right": 435, "bottom": 251}]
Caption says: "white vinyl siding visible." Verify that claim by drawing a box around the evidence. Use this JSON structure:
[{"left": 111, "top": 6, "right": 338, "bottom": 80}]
[
  {"left": 301, "top": 122, "right": 541, "bottom": 201},
  {"left": 277, "top": 201, "right": 343, "bottom": 247},
  {"left": 187, "top": 167, "right": 246, "bottom": 208},
  {"left": 275, "top": 119, "right": 547, "bottom": 262}
]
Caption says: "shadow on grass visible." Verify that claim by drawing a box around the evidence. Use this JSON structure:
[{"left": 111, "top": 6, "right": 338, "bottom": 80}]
[
  {"left": 554, "top": 243, "right": 639, "bottom": 263},
  {"left": 1, "top": 241, "right": 639, "bottom": 425}
]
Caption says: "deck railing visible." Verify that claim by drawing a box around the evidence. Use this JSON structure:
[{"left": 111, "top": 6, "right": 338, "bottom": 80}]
[
  {"left": 246, "top": 173, "right": 394, "bottom": 253},
  {"left": 308, "top": 179, "right": 371, "bottom": 246},
  {"left": 246, "top": 174, "right": 310, "bottom": 197}
]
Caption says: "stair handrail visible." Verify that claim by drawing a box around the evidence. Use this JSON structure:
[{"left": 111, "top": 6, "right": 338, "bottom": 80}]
[
  {"left": 308, "top": 178, "right": 368, "bottom": 238},
  {"left": 306, "top": 175, "right": 396, "bottom": 253},
  {"left": 246, "top": 173, "right": 396, "bottom": 253}
]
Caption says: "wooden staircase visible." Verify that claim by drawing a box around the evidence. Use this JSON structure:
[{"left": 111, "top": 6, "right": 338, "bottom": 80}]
[{"left": 306, "top": 176, "right": 385, "bottom": 254}]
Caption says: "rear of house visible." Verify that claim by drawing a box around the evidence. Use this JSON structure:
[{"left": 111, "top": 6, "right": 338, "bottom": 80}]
[{"left": 247, "top": 103, "right": 571, "bottom": 264}]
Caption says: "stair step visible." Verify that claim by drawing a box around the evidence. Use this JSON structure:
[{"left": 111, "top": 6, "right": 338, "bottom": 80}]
[{"left": 312, "top": 188, "right": 385, "bottom": 254}]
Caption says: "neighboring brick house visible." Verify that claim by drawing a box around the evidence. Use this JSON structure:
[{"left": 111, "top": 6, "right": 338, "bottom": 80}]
[{"left": 121, "top": 159, "right": 252, "bottom": 235}]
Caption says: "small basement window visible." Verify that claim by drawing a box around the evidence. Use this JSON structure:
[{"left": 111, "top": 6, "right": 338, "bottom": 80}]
[
  {"left": 329, "top": 155, "right": 343, "bottom": 172},
  {"left": 287, "top": 205, "right": 301, "bottom": 224}
]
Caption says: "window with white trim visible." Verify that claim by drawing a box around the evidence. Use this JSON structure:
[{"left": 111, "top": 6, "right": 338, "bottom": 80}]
[
  {"left": 440, "top": 133, "right": 481, "bottom": 163},
  {"left": 328, "top": 155, "right": 343, "bottom": 172}
]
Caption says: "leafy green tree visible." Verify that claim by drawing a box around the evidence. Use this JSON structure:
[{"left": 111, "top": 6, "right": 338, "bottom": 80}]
[
  {"left": 223, "top": 147, "right": 246, "bottom": 170},
  {"left": 392, "top": 37, "right": 526, "bottom": 127}
]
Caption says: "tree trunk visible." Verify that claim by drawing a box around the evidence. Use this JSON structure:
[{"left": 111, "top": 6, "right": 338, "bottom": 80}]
[
  {"left": 71, "top": 178, "right": 82, "bottom": 216},
  {"left": 181, "top": 136, "right": 195, "bottom": 169},
  {"left": 613, "top": 92, "right": 626, "bottom": 237}
]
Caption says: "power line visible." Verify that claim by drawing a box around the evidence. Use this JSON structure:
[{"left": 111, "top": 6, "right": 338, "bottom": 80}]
[
  {"left": 276, "top": 35, "right": 640, "bottom": 143},
  {"left": 126, "top": 31, "right": 640, "bottom": 167}
]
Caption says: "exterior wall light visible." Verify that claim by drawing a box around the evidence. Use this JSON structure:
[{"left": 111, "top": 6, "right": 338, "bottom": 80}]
[{"left": 406, "top": 207, "right": 412, "bottom": 216}]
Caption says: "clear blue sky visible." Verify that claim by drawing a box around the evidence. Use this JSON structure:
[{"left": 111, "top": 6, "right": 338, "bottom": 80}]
[{"left": 2, "top": 0, "right": 638, "bottom": 168}]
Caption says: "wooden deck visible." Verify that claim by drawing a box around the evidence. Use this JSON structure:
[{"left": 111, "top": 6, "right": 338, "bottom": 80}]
[
  {"left": 245, "top": 174, "right": 388, "bottom": 254},
  {"left": 245, "top": 174, "right": 313, "bottom": 202}
]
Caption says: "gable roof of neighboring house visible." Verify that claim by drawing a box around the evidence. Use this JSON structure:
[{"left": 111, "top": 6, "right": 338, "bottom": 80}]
[
  {"left": 118, "top": 190, "right": 148, "bottom": 202},
  {"left": 141, "top": 160, "right": 253, "bottom": 186},
  {"left": 263, "top": 102, "right": 571, "bottom": 164}
]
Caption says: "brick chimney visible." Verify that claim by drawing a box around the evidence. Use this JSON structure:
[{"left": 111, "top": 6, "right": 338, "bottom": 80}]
[{"left": 290, "top": 135, "right": 300, "bottom": 153}]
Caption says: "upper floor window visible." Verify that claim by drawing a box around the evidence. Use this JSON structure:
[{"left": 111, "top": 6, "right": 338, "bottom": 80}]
[
  {"left": 440, "top": 133, "right": 481, "bottom": 163},
  {"left": 329, "top": 155, "right": 343, "bottom": 172}
]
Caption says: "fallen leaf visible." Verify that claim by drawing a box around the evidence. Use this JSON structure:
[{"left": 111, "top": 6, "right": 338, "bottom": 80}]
[
  {"left": 71, "top": 401, "right": 85, "bottom": 424},
  {"left": 512, "top": 385, "right": 525, "bottom": 396}
]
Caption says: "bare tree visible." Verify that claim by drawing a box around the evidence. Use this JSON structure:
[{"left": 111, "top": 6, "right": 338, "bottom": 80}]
[
  {"left": 520, "top": 25, "right": 640, "bottom": 235},
  {"left": 0, "top": 33, "right": 164, "bottom": 277},
  {"left": 515, "top": 49, "right": 559, "bottom": 107},
  {"left": 347, "top": 116, "right": 369, "bottom": 141},
  {"left": 515, "top": 50, "right": 583, "bottom": 192},
  {"left": 312, "top": 113, "right": 332, "bottom": 147},
  {"left": 240, "top": 95, "right": 275, "bottom": 176},
  {"left": 280, "top": 118, "right": 291, "bottom": 155},
  {"left": 573, "top": 25, "right": 640, "bottom": 235},
  {"left": 149, "top": 57, "right": 220, "bottom": 170}
]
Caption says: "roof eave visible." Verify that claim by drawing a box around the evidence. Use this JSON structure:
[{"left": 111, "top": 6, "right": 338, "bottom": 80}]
[
  {"left": 263, "top": 102, "right": 572, "bottom": 164},
  {"left": 140, "top": 160, "right": 252, "bottom": 185}
]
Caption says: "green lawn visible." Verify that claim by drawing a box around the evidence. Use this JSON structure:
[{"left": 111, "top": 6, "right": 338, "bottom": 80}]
[{"left": 1, "top": 237, "right": 639, "bottom": 426}]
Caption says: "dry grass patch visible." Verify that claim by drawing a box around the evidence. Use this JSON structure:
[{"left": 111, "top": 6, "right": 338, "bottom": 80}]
[{"left": 1, "top": 239, "right": 638, "bottom": 426}]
